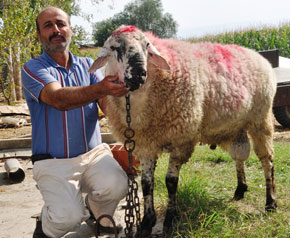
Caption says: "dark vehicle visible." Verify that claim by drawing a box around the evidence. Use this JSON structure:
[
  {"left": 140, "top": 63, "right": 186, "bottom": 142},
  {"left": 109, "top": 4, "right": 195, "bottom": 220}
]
[{"left": 259, "top": 50, "right": 290, "bottom": 128}]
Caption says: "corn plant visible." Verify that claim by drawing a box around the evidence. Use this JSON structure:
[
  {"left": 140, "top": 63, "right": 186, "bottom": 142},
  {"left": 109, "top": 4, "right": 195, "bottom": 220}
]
[{"left": 189, "top": 22, "right": 290, "bottom": 58}]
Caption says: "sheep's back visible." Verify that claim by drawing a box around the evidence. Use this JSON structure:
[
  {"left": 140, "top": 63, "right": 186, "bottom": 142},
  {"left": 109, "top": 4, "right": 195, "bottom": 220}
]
[{"left": 146, "top": 37, "right": 276, "bottom": 144}]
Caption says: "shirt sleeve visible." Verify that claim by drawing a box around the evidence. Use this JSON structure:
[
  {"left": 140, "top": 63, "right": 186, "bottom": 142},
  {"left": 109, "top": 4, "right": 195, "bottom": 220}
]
[{"left": 21, "top": 59, "right": 57, "bottom": 102}]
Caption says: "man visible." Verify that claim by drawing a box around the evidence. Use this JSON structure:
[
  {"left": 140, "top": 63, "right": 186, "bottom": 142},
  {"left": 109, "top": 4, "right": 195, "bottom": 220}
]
[{"left": 21, "top": 6, "right": 129, "bottom": 238}]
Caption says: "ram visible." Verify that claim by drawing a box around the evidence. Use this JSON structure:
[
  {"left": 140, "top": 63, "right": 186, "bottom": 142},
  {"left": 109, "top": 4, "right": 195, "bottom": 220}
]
[{"left": 89, "top": 25, "right": 277, "bottom": 237}]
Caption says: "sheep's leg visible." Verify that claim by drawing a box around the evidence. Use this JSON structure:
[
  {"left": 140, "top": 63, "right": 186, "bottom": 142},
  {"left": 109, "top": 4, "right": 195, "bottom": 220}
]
[
  {"left": 249, "top": 115, "right": 277, "bottom": 211},
  {"left": 227, "top": 130, "right": 250, "bottom": 200},
  {"left": 139, "top": 157, "right": 157, "bottom": 237},
  {"left": 163, "top": 146, "right": 192, "bottom": 237},
  {"left": 162, "top": 158, "right": 183, "bottom": 236}
]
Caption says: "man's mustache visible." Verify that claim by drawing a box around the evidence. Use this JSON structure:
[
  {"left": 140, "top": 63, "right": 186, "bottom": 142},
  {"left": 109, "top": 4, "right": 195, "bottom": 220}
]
[{"left": 49, "top": 33, "right": 65, "bottom": 41}]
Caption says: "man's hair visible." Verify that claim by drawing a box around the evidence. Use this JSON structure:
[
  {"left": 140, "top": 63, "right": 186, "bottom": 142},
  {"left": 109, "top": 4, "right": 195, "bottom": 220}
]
[{"left": 36, "top": 6, "right": 71, "bottom": 33}]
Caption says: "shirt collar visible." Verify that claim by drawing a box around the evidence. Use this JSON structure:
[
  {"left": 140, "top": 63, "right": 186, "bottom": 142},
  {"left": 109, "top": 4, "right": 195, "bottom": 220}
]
[{"left": 41, "top": 51, "right": 76, "bottom": 71}]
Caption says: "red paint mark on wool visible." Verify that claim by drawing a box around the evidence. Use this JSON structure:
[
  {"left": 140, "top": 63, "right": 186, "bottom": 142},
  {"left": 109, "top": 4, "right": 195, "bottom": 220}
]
[
  {"left": 213, "top": 44, "right": 233, "bottom": 69},
  {"left": 112, "top": 25, "right": 139, "bottom": 36},
  {"left": 193, "top": 52, "right": 203, "bottom": 59},
  {"left": 167, "top": 47, "right": 177, "bottom": 65}
]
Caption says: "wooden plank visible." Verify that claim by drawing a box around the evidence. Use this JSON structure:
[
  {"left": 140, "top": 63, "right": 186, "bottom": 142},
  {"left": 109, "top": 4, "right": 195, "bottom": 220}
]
[{"left": 0, "top": 105, "right": 29, "bottom": 115}]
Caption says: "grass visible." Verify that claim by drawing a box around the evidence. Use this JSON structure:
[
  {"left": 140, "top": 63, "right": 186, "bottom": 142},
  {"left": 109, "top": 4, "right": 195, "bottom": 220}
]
[
  {"left": 79, "top": 47, "right": 101, "bottom": 59},
  {"left": 188, "top": 22, "right": 290, "bottom": 58},
  {"left": 152, "top": 141, "right": 290, "bottom": 238}
]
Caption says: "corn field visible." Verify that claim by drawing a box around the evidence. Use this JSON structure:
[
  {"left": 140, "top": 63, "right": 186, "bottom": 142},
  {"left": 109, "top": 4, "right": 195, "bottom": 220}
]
[{"left": 188, "top": 22, "right": 290, "bottom": 58}]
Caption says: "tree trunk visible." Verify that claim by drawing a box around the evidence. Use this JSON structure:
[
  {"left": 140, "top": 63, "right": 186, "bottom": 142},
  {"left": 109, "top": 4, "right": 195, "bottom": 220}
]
[
  {"left": 6, "top": 47, "right": 16, "bottom": 102},
  {"left": 13, "top": 43, "right": 22, "bottom": 101}
]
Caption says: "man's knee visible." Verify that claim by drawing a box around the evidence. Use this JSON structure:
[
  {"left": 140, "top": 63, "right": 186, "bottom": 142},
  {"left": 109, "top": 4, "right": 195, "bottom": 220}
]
[
  {"left": 91, "top": 170, "right": 128, "bottom": 202},
  {"left": 109, "top": 167, "right": 128, "bottom": 199},
  {"left": 113, "top": 169, "right": 128, "bottom": 199}
]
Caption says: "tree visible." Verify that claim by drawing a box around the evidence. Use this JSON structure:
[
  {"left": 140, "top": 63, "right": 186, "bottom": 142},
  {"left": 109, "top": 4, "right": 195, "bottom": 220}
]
[
  {"left": 0, "top": 0, "right": 92, "bottom": 104},
  {"left": 0, "top": 0, "right": 37, "bottom": 102},
  {"left": 93, "top": 0, "right": 178, "bottom": 46}
]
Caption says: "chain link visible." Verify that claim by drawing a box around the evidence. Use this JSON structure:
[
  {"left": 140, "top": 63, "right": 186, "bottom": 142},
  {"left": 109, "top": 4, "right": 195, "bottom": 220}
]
[
  {"left": 123, "top": 94, "right": 142, "bottom": 238},
  {"left": 122, "top": 95, "right": 164, "bottom": 238}
]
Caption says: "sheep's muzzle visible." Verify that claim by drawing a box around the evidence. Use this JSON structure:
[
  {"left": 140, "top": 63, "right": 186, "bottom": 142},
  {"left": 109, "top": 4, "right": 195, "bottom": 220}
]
[{"left": 125, "top": 69, "right": 146, "bottom": 91}]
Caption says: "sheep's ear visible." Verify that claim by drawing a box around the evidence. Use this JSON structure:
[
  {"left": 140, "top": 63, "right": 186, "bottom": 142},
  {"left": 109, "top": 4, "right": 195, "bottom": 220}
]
[
  {"left": 147, "top": 44, "right": 170, "bottom": 71},
  {"left": 88, "top": 48, "right": 110, "bottom": 73}
]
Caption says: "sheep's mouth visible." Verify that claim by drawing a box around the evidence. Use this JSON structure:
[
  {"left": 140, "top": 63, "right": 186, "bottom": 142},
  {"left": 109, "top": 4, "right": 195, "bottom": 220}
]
[
  {"left": 124, "top": 69, "right": 146, "bottom": 91},
  {"left": 125, "top": 76, "right": 145, "bottom": 91}
]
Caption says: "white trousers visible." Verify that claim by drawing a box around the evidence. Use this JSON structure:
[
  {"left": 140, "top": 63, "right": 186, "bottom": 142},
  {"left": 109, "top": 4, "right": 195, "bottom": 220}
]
[{"left": 33, "top": 143, "right": 128, "bottom": 238}]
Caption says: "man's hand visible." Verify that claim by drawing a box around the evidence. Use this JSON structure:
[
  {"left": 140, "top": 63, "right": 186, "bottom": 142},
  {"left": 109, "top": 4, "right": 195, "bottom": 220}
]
[{"left": 99, "top": 75, "right": 129, "bottom": 97}]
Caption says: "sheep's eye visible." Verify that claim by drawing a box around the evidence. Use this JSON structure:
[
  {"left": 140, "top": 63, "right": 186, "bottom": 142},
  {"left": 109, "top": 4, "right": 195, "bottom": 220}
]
[
  {"left": 146, "top": 43, "right": 150, "bottom": 48},
  {"left": 110, "top": 46, "right": 123, "bottom": 62}
]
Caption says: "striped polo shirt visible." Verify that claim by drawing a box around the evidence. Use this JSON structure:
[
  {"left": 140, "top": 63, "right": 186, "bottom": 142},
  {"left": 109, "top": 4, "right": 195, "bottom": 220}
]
[{"left": 21, "top": 51, "right": 104, "bottom": 158}]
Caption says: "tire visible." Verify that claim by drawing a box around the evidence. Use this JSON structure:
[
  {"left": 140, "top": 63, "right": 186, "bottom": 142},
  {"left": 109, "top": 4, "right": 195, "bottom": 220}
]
[{"left": 273, "top": 106, "right": 290, "bottom": 128}]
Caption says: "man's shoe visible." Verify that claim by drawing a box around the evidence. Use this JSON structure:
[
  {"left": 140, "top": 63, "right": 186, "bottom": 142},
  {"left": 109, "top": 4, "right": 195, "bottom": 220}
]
[
  {"left": 95, "top": 222, "right": 122, "bottom": 235},
  {"left": 33, "top": 219, "right": 49, "bottom": 238},
  {"left": 85, "top": 195, "right": 122, "bottom": 235}
]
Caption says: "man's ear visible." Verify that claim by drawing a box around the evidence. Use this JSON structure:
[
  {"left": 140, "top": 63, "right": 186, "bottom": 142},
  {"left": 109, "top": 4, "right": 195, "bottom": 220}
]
[
  {"left": 36, "top": 31, "right": 40, "bottom": 41},
  {"left": 70, "top": 25, "right": 73, "bottom": 36}
]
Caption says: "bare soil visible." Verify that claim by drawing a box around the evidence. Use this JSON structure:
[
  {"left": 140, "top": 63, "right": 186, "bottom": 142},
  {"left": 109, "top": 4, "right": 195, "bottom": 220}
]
[{"left": 273, "top": 123, "right": 290, "bottom": 141}]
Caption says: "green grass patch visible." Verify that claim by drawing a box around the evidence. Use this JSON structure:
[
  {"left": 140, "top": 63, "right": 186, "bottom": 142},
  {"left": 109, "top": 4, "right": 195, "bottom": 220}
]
[{"left": 153, "top": 142, "right": 290, "bottom": 237}]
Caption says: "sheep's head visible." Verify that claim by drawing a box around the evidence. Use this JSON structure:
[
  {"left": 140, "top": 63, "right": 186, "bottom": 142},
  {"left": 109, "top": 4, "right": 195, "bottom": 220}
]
[{"left": 89, "top": 25, "right": 170, "bottom": 91}]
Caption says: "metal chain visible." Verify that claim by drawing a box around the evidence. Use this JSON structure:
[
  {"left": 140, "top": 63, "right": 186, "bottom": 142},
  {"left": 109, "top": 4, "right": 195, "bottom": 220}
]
[
  {"left": 122, "top": 95, "right": 164, "bottom": 238},
  {"left": 123, "top": 94, "right": 142, "bottom": 238}
]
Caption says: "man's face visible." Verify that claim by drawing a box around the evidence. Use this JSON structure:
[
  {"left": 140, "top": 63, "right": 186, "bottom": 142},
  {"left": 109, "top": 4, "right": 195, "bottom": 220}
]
[{"left": 37, "top": 8, "right": 73, "bottom": 53}]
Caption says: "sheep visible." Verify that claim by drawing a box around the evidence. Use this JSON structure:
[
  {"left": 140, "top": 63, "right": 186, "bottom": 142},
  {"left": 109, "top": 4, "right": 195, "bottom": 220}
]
[{"left": 89, "top": 25, "right": 277, "bottom": 237}]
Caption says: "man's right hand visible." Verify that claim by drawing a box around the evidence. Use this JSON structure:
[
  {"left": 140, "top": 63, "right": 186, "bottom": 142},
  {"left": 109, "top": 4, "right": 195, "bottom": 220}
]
[{"left": 99, "top": 75, "right": 129, "bottom": 97}]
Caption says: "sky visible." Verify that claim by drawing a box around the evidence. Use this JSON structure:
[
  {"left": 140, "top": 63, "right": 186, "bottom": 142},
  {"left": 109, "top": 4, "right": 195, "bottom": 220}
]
[{"left": 71, "top": 0, "right": 290, "bottom": 39}]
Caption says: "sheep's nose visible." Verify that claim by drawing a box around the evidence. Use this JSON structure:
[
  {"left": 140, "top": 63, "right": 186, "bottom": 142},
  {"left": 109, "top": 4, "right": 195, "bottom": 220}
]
[
  {"left": 132, "top": 68, "right": 146, "bottom": 76},
  {"left": 139, "top": 70, "right": 146, "bottom": 77},
  {"left": 125, "top": 68, "right": 147, "bottom": 91},
  {"left": 132, "top": 69, "right": 146, "bottom": 83}
]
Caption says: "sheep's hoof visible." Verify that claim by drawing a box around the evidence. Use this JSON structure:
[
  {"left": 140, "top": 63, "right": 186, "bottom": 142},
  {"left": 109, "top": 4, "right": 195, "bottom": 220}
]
[
  {"left": 233, "top": 183, "right": 248, "bottom": 201},
  {"left": 210, "top": 144, "right": 217, "bottom": 150},
  {"left": 265, "top": 200, "right": 277, "bottom": 212},
  {"left": 137, "top": 214, "right": 155, "bottom": 238},
  {"left": 162, "top": 208, "right": 177, "bottom": 237},
  {"left": 135, "top": 229, "right": 152, "bottom": 238},
  {"left": 164, "top": 208, "right": 177, "bottom": 226},
  {"left": 163, "top": 225, "right": 173, "bottom": 238}
]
